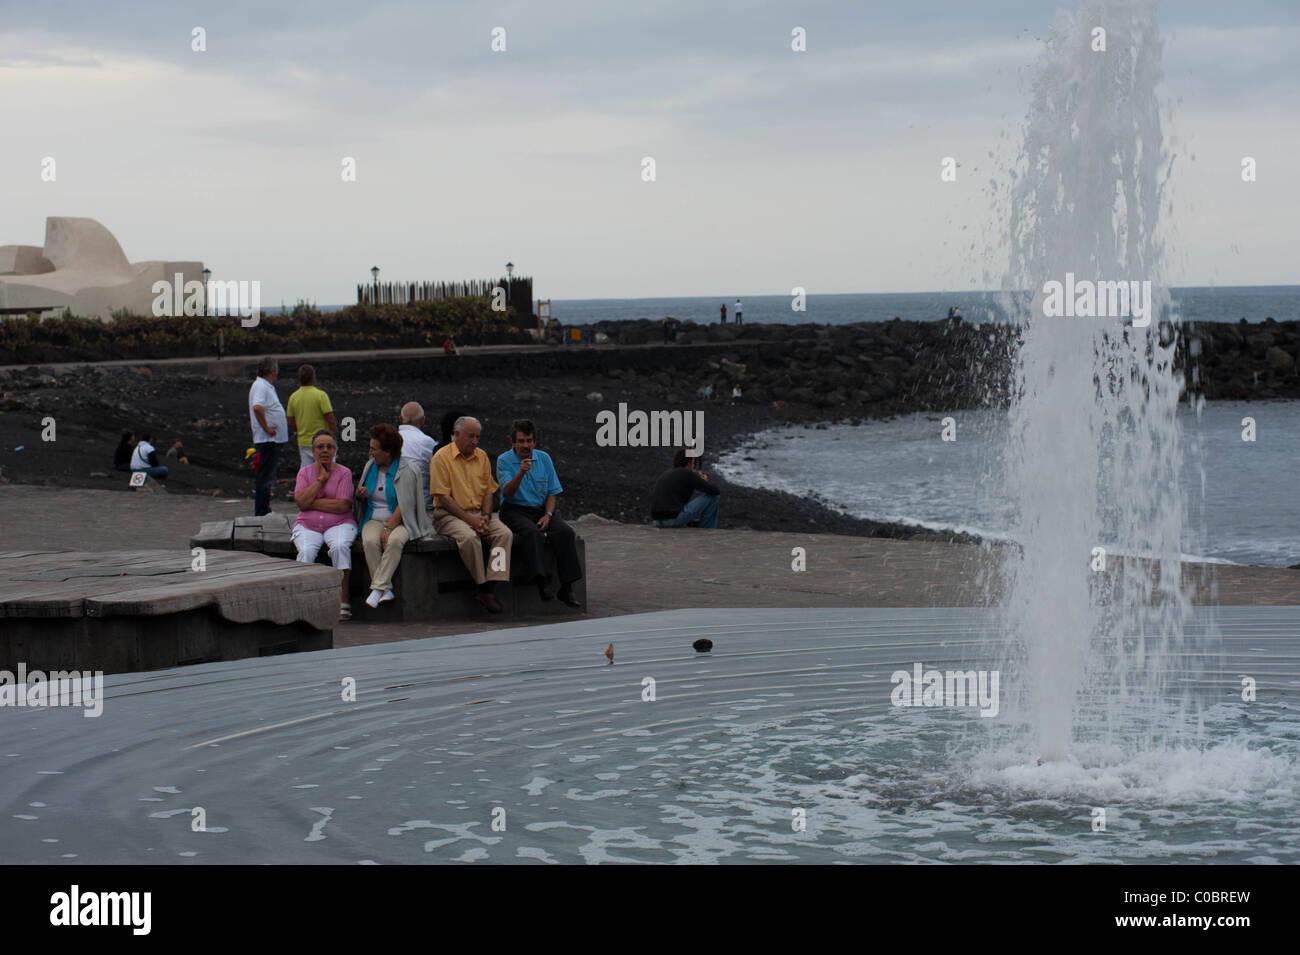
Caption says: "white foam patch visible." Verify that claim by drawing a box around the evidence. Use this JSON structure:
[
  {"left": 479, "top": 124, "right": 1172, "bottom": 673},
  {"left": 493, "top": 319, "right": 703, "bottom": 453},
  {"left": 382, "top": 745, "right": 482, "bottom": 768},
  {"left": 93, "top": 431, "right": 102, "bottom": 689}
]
[
  {"left": 522, "top": 776, "right": 554, "bottom": 796},
  {"left": 305, "top": 807, "right": 334, "bottom": 842},
  {"left": 963, "top": 740, "right": 1300, "bottom": 805}
]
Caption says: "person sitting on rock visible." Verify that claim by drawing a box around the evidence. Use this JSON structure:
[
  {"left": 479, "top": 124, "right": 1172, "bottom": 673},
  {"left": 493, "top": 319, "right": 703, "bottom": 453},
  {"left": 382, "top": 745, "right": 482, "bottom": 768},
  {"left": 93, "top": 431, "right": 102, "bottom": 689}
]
[
  {"left": 650, "top": 448, "right": 720, "bottom": 528},
  {"left": 129, "top": 432, "right": 168, "bottom": 483},
  {"left": 114, "top": 431, "right": 136, "bottom": 472},
  {"left": 431, "top": 416, "right": 513, "bottom": 613},
  {"left": 496, "top": 419, "right": 582, "bottom": 608},
  {"left": 293, "top": 429, "right": 358, "bottom": 620},
  {"left": 355, "top": 423, "right": 433, "bottom": 609}
]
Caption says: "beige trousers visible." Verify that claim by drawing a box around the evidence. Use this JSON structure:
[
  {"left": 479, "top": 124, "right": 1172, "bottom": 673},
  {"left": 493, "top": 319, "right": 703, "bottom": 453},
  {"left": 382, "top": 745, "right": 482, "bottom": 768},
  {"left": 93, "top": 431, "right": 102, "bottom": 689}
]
[
  {"left": 360, "top": 519, "right": 410, "bottom": 591},
  {"left": 433, "top": 509, "right": 512, "bottom": 584}
]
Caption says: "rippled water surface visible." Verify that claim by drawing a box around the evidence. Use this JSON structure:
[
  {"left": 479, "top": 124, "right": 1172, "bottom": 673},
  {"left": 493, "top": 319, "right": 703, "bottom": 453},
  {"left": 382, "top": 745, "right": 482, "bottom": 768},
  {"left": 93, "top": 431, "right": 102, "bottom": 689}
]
[{"left": 2, "top": 609, "right": 1294, "bottom": 864}]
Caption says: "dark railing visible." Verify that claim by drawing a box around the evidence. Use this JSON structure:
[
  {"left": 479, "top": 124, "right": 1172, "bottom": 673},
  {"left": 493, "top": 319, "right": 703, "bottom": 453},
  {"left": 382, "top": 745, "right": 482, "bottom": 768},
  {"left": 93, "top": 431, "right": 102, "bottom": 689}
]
[{"left": 357, "top": 276, "right": 533, "bottom": 316}]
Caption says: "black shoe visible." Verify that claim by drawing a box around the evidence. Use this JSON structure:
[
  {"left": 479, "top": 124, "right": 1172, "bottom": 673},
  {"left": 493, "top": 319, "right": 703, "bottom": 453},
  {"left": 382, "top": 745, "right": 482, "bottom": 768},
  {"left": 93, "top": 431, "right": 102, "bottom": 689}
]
[
  {"left": 557, "top": 586, "right": 582, "bottom": 608},
  {"left": 476, "top": 592, "right": 504, "bottom": 614},
  {"left": 538, "top": 581, "right": 555, "bottom": 601}
]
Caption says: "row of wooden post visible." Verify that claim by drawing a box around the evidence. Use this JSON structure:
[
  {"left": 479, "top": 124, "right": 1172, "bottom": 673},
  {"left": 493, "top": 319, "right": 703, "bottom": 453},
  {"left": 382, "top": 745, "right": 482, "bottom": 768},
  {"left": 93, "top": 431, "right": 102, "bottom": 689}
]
[{"left": 356, "top": 277, "right": 533, "bottom": 315}]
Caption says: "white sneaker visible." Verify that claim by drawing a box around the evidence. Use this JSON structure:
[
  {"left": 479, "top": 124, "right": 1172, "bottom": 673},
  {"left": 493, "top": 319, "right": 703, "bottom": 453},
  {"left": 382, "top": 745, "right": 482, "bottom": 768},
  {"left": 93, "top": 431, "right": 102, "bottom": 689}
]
[
  {"left": 365, "top": 589, "right": 383, "bottom": 609},
  {"left": 379, "top": 590, "right": 395, "bottom": 603}
]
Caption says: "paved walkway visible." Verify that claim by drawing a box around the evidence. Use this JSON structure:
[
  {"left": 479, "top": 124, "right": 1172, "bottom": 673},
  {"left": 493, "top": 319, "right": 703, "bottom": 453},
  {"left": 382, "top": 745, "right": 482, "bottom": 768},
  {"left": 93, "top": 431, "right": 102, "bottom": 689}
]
[
  {"left": 1, "top": 339, "right": 700, "bottom": 374},
  {"left": 1, "top": 485, "right": 1296, "bottom": 648}
]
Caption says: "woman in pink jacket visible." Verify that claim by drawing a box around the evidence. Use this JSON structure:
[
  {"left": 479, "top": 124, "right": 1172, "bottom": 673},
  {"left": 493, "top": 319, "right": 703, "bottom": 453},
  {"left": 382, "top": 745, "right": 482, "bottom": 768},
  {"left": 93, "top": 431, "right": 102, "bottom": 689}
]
[{"left": 291, "top": 429, "right": 359, "bottom": 620}]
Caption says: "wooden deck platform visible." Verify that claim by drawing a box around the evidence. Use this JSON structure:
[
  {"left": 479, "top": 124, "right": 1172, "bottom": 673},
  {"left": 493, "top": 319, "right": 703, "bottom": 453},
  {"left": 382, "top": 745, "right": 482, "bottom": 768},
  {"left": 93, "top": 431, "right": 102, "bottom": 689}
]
[{"left": 0, "top": 550, "right": 337, "bottom": 674}]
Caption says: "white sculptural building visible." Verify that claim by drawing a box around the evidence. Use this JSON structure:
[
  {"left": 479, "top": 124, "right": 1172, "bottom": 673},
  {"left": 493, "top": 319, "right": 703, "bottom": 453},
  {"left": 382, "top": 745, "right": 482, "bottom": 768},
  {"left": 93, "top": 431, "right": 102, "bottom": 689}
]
[{"left": 0, "top": 217, "right": 203, "bottom": 320}]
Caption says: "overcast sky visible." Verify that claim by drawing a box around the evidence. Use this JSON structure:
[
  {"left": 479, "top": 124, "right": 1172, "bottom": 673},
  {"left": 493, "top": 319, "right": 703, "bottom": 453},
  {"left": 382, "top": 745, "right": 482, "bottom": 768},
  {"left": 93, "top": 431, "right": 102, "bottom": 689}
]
[{"left": 2, "top": 0, "right": 1296, "bottom": 303}]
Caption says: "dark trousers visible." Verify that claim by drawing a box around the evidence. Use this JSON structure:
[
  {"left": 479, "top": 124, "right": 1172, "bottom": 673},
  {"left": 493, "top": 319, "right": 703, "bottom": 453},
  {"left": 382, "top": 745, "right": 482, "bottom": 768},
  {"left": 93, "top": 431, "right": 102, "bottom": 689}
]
[
  {"left": 254, "top": 440, "right": 280, "bottom": 516},
  {"left": 500, "top": 503, "right": 582, "bottom": 585}
]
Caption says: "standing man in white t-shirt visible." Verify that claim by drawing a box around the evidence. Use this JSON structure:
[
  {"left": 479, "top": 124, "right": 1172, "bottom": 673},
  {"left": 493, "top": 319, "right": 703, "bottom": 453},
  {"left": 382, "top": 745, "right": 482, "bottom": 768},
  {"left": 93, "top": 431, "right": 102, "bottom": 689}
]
[
  {"left": 734, "top": 298, "right": 743, "bottom": 325},
  {"left": 249, "top": 356, "right": 289, "bottom": 516},
  {"left": 398, "top": 400, "right": 437, "bottom": 511}
]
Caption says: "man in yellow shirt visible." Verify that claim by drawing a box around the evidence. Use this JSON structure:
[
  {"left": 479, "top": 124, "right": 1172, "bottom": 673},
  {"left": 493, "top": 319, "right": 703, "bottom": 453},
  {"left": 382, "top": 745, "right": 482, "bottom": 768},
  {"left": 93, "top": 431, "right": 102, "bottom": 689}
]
[
  {"left": 286, "top": 364, "right": 338, "bottom": 469},
  {"left": 431, "top": 416, "right": 513, "bottom": 613}
]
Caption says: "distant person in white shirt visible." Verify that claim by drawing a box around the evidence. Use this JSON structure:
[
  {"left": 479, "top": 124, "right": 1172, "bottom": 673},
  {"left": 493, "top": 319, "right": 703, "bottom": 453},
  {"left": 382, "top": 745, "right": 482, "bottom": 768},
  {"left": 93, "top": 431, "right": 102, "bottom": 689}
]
[
  {"left": 398, "top": 401, "right": 437, "bottom": 511},
  {"left": 129, "top": 432, "right": 168, "bottom": 482},
  {"left": 734, "top": 298, "right": 743, "bottom": 325},
  {"left": 249, "top": 357, "right": 289, "bottom": 516}
]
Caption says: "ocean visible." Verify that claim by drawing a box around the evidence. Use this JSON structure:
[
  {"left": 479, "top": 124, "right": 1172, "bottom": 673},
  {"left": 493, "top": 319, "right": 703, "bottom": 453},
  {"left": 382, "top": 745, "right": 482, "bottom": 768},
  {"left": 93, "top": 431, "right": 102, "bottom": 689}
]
[
  {"left": 713, "top": 399, "right": 1300, "bottom": 568},
  {"left": 542, "top": 286, "right": 1299, "bottom": 327},
  {"left": 318, "top": 285, "right": 1298, "bottom": 327}
]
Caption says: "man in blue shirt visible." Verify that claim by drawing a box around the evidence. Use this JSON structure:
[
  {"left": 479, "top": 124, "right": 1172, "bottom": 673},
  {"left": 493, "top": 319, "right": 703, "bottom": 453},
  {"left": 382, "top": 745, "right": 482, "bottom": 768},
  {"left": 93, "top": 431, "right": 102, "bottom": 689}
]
[{"left": 497, "top": 419, "right": 582, "bottom": 607}]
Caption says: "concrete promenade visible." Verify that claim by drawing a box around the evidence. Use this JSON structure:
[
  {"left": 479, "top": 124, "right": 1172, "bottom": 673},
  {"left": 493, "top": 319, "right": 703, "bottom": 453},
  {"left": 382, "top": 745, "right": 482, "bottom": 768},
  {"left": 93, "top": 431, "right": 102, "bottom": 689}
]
[{"left": 3, "top": 485, "right": 1296, "bottom": 650}]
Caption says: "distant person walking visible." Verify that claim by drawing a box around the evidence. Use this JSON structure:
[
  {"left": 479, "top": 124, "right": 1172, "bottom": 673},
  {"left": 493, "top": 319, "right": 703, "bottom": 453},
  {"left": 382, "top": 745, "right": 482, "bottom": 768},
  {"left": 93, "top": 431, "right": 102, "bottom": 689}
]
[
  {"left": 650, "top": 449, "right": 721, "bottom": 529},
  {"left": 286, "top": 364, "right": 338, "bottom": 469},
  {"left": 734, "top": 299, "right": 743, "bottom": 325},
  {"left": 249, "top": 357, "right": 288, "bottom": 516},
  {"left": 130, "top": 432, "right": 168, "bottom": 483}
]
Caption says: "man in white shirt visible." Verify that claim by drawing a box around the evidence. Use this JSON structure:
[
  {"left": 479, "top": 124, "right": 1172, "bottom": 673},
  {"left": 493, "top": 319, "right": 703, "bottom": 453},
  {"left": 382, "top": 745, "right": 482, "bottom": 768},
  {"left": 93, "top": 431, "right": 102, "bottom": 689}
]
[
  {"left": 249, "top": 356, "right": 289, "bottom": 516},
  {"left": 734, "top": 298, "right": 743, "bottom": 325},
  {"left": 397, "top": 400, "right": 437, "bottom": 511},
  {"left": 129, "top": 432, "right": 169, "bottom": 482}
]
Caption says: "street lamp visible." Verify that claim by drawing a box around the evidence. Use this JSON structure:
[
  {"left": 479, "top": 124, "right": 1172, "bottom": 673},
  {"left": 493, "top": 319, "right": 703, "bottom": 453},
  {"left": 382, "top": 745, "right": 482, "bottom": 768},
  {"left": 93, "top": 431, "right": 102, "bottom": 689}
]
[
  {"left": 505, "top": 261, "right": 514, "bottom": 304},
  {"left": 202, "top": 267, "right": 221, "bottom": 358},
  {"left": 371, "top": 265, "right": 380, "bottom": 305}
]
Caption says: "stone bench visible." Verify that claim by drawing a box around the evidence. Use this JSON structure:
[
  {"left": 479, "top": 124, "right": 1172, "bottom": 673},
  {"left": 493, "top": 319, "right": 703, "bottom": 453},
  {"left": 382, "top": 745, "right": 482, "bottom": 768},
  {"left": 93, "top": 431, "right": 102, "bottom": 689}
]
[
  {"left": 0, "top": 550, "right": 336, "bottom": 675},
  {"left": 190, "top": 514, "right": 587, "bottom": 622}
]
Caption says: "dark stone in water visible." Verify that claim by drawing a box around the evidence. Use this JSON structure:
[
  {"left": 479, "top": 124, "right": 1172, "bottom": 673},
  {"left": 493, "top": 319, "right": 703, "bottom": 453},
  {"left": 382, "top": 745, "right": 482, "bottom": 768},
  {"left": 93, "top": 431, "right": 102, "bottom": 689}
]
[{"left": 692, "top": 638, "right": 713, "bottom": 653}]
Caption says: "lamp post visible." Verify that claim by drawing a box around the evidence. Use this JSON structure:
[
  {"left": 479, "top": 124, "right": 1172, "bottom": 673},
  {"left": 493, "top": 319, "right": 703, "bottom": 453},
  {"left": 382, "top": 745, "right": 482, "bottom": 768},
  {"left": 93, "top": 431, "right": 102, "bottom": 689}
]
[
  {"left": 505, "top": 261, "right": 514, "bottom": 303},
  {"left": 371, "top": 265, "right": 380, "bottom": 306},
  {"left": 203, "top": 267, "right": 222, "bottom": 358}
]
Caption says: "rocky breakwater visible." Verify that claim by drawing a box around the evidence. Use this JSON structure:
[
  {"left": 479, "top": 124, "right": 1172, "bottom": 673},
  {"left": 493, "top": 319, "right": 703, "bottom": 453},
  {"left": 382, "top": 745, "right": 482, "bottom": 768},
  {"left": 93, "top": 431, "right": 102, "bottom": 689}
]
[
  {"left": 579, "top": 317, "right": 1300, "bottom": 415},
  {"left": 579, "top": 317, "right": 1018, "bottom": 417},
  {"left": 1182, "top": 319, "right": 1300, "bottom": 400}
]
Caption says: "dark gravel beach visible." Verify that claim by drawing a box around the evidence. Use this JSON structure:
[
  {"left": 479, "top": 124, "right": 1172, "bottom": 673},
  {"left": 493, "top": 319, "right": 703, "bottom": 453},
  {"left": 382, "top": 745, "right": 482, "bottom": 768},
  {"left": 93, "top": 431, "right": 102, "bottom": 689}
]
[
  {"left": 0, "top": 350, "right": 963, "bottom": 542},
  {"left": 2, "top": 316, "right": 1294, "bottom": 543}
]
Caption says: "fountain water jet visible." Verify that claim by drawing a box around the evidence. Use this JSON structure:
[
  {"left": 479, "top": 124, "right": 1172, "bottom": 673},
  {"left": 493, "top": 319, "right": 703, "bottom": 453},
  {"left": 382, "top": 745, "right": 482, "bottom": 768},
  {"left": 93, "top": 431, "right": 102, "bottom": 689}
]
[{"left": 998, "top": 0, "right": 1197, "bottom": 762}]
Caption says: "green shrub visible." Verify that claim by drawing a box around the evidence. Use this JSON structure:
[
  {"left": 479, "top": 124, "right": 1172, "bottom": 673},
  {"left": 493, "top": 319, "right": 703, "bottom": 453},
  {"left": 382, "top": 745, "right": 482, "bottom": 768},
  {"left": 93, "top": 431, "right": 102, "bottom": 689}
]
[{"left": 0, "top": 299, "right": 524, "bottom": 363}]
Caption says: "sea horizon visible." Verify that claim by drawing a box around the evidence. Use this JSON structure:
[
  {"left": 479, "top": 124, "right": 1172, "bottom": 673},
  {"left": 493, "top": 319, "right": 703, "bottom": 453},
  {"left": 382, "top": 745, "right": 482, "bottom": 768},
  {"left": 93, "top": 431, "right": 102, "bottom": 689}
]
[{"left": 308, "top": 284, "right": 1299, "bottom": 326}]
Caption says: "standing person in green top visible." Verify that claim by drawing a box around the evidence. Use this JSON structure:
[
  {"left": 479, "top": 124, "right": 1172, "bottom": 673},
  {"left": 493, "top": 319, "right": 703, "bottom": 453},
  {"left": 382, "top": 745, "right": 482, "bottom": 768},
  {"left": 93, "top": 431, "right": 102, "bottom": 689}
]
[{"left": 286, "top": 364, "right": 338, "bottom": 469}]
